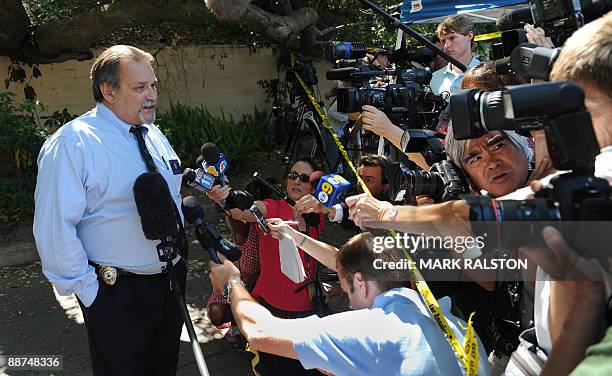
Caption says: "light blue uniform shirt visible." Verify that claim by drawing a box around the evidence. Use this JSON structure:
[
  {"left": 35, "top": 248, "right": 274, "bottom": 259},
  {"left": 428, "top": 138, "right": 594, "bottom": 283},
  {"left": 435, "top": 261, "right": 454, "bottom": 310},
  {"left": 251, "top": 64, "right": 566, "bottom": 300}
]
[
  {"left": 293, "top": 288, "right": 490, "bottom": 376},
  {"left": 430, "top": 57, "right": 481, "bottom": 96},
  {"left": 33, "top": 103, "right": 183, "bottom": 307}
]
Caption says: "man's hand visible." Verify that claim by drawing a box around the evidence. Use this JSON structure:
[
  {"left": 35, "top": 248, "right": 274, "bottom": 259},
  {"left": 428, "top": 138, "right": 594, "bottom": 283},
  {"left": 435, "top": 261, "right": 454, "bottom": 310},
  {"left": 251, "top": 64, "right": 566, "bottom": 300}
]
[
  {"left": 345, "top": 193, "right": 396, "bottom": 227},
  {"left": 518, "top": 226, "right": 602, "bottom": 281},
  {"left": 519, "top": 227, "right": 607, "bottom": 375},
  {"left": 294, "top": 194, "right": 329, "bottom": 215},
  {"left": 267, "top": 218, "right": 296, "bottom": 241},
  {"left": 524, "top": 24, "right": 554, "bottom": 48},
  {"left": 206, "top": 185, "right": 231, "bottom": 204},
  {"left": 209, "top": 254, "right": 241, "bottom": 294}
]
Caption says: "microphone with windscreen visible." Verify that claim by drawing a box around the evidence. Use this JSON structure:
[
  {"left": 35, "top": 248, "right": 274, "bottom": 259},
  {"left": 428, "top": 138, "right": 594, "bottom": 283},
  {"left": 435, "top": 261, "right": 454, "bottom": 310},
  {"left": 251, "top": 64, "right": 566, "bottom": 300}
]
[
  {"left": 182, "top": 168, "right": 197, "bottom": 187},
  {"left": 134, "top": 172, "right": 178, "bottom": 261},
  {"left": 133, "top": 173, "right": 211, "bottom": 376},
  {"left": 182, "top": 196, "right": 241, "bottom": 264}
]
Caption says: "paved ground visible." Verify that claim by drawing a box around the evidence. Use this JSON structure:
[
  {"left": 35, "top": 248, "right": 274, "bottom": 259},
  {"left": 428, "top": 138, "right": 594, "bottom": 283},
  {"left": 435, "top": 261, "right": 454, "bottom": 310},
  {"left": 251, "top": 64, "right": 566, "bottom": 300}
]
[{"left": 0, "top": 232, "right": 254, "bottom": 376}]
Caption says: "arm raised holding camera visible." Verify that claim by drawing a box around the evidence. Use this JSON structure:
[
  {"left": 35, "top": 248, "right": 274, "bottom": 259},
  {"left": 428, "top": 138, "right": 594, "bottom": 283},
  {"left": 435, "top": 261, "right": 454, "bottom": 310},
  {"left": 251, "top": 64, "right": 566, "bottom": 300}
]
[{"left": 361, "top": 105, "right": 404, "bottom": 150}]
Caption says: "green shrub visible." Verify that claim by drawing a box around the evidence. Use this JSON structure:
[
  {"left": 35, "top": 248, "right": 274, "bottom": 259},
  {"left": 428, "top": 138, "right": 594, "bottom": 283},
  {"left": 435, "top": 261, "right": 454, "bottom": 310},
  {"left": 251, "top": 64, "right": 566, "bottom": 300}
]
[
  {"left": 0, "top": 92, "right": 76, "bottom": 221},
  {"left": 157, "top": 103, "right": 273, "bottom": 170},
  {"left": 0, "top": 177, "right": 36, "bottom": 223}
]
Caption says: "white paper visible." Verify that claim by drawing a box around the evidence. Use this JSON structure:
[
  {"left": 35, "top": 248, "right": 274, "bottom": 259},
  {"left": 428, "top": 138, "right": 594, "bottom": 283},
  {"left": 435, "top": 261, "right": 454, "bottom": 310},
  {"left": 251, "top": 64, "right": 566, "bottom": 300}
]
[{"left": 278, "top": 231, "right": 306, "bottom": 283}]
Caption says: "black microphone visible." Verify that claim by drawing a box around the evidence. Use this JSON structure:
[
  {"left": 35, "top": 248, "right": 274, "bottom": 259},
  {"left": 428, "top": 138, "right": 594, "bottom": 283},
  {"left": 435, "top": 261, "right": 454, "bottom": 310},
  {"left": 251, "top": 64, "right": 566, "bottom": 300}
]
[
  {"left": 133, "top": 172, "right": 178, "bottom": 241},
  {"left": 182, "top": 196, "right": 241, "bottom": 264},
  {"left": 182, "top": 168, "right": 197, "bottom": 187},
  {"left": 196, "top": 155, "right": 205, "bottom": 169}
]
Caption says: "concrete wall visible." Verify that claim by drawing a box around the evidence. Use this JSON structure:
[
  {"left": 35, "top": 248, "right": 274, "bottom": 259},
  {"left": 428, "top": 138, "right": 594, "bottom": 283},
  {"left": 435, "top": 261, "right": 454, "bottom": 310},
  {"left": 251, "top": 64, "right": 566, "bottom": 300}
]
[{"left": 0, "top": 45, "right": 334, "bottom": 119}]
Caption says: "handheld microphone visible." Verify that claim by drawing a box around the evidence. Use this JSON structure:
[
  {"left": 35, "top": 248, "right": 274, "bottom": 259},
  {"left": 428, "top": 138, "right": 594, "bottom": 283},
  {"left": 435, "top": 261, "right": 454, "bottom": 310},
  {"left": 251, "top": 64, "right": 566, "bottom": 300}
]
[
  {"left": 314, "top": 174, "right": 350, "bottom": 208},
  {"left": 183, "top": 168, "right": 215, "bottom": 192},
  {"left": 134, "top": 172, "right": 178, "bottom": 242},
  {"left": 201, "top": 143, "right": 228, "bottom": 186},
  {"left": 182, "top": 168, "right": 197, "bottom": 186},
  {"left": 182, "top": 196, "right": 241, "bottom": 264}
]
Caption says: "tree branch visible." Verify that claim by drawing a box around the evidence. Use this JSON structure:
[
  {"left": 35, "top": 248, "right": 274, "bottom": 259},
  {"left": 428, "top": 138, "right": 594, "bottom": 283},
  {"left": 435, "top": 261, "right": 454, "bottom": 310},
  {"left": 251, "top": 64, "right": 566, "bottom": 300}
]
[{"left": 1, "top": 0, "right": 320, "bottom": 64}]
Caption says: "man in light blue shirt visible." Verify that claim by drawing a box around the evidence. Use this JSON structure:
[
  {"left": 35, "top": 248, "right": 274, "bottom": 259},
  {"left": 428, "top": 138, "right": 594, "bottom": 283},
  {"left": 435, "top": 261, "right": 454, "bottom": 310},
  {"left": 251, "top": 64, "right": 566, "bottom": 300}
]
[
  {"left": 430, "top": 15, "right": 481, "bottom": 97},
  {"left": 209, "top": 231, "right": 490, "bottom": 375},
  {"left": 33, "top": 45, "right": 186, "bottom": 375}
]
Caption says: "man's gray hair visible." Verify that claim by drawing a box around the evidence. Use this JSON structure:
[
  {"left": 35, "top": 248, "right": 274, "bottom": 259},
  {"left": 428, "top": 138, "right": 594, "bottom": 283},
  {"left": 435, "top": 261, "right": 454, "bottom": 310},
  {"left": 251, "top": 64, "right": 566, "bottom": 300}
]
[
  {"left": 90, "top": 45, "right": 154, "bottom": 103},
  {"left": 445, "top": 126, "right": 534, "bottom": 169}
]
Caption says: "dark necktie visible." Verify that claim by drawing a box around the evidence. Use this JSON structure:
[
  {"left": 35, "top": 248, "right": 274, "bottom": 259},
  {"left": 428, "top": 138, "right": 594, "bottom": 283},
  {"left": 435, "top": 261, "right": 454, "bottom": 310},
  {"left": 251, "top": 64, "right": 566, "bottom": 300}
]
[
  {"left": 130, "top": 126, "right": 189, "bottom": 259},
  {"left": 130, "top": 126, "right": 158, "bottom": 173}
]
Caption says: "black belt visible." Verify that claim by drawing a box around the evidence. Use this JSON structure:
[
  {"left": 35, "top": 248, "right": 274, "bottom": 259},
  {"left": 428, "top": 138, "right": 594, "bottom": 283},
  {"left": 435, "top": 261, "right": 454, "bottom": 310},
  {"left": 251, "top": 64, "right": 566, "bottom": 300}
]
[{"left": 89, "top": 261, "right": 169, "bottom": 285}]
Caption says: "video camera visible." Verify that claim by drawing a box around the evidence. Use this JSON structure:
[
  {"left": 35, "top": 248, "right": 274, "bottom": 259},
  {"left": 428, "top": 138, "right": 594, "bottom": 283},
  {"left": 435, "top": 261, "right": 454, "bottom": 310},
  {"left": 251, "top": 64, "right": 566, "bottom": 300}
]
[
  {"left": 326, "top": 63, "right": 446, "bottom": 130},
  {"left": 451, "top": 80, "right": 612, "bottom": 260},
  {"left": 492, "top": 0, "right": 612, "bottom": 59}
]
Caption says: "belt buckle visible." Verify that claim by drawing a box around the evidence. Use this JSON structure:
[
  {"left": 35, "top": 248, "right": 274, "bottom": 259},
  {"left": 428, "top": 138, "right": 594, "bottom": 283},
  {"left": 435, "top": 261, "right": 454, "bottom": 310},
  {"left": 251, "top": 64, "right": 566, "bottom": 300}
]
[{"left": 98, "top": 265, "right": 117, "bottom": 286}]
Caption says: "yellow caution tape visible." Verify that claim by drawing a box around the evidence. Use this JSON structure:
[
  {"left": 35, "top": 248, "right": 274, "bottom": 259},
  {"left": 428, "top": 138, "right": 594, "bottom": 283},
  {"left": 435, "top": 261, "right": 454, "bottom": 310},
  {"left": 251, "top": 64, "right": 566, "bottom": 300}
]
[
  {"left": 291, "top": 55, "right": 479, "bottom": 376},
  {"left": 463, "top": 312, "right": 480, "bottom": 375},
  {"left": 474, "top": 31, "right": 502, "bottom": 42},
  {"left": 246, "top": 344, "right": 261, "bottom": 376}
]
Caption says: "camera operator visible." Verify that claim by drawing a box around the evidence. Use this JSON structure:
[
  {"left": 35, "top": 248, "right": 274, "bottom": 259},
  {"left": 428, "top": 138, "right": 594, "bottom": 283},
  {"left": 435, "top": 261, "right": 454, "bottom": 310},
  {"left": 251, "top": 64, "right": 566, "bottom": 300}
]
[
  {"left": 208, "top": 231, "right": 491, "bottom": 376},
  {"left": 430, "top": 15, "right": 481, "bottom": 96},
  {"left": 445, "top": 61, "right": 535, "bottom": 198}
]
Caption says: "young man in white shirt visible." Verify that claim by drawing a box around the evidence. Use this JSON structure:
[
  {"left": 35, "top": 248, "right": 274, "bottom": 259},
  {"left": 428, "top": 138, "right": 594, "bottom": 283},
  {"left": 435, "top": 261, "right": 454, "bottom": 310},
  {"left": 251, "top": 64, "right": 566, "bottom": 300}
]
[{"left": 429, "top": 15, "right": 480, "bottom": 96}]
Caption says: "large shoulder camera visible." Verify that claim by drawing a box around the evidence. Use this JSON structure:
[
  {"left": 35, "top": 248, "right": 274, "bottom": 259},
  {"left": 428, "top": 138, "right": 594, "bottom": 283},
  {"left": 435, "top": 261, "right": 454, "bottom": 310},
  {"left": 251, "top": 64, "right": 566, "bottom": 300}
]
[{"left": 326, "top": 59, "right": 445, "bottom": 130}]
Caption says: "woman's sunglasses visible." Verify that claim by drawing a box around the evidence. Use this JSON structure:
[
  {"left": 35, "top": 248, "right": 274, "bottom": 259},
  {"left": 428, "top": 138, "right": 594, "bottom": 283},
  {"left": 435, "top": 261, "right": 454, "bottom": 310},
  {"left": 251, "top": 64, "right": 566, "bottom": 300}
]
[{"left": 287, "top": 171, "right": 310, "bottom": 183}]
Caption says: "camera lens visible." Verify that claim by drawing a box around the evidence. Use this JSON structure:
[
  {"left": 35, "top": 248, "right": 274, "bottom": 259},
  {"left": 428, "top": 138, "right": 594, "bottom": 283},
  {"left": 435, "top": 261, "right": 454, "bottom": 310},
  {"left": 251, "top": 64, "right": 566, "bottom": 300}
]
[
  {"left": 496, "top": 199, "right": 560, "bottom": 221},
  {"left": 405, "top": 170, "right": 443, "bottom": 198}
]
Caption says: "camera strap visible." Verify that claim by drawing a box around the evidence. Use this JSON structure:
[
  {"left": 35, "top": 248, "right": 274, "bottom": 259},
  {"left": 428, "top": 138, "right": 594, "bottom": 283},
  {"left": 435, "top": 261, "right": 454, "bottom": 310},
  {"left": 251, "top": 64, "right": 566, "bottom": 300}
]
[{"left": 291, "top": 55, "right": 479, "bottom": 376}]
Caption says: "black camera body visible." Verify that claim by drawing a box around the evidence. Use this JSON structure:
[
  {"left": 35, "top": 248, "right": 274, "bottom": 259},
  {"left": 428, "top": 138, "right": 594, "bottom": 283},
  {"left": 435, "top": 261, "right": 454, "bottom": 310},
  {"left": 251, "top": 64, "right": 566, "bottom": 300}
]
[
  {"left": 386, "top": 159, "right": 469, "bottom": 203},
  {"left": 327, "top": 64, "right": 444, "bottom": 130},
  {"left": 451, "top": 81, "right": 599, "bottom": 172}
]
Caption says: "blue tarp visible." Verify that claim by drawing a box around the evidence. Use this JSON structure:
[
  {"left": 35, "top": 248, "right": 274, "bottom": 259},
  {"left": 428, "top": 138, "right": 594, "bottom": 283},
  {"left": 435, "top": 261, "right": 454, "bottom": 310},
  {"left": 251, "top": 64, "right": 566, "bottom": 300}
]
[{"left": 400, "top": 0, "right": 527, "bottom": 23}]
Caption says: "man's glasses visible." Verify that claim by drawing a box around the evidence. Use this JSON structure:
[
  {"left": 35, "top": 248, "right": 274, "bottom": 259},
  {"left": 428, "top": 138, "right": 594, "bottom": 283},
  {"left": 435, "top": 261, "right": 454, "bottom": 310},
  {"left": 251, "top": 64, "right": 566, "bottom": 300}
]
[{"left": 287, "top": 171, "right": 310, "bottom": 183}]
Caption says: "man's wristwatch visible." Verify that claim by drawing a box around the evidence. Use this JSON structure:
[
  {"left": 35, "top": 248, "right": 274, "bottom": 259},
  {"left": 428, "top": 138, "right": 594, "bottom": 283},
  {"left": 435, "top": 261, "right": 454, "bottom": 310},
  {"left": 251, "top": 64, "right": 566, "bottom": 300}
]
[{"left": 223, "top": 279, "right": 245, "bottom": 304}]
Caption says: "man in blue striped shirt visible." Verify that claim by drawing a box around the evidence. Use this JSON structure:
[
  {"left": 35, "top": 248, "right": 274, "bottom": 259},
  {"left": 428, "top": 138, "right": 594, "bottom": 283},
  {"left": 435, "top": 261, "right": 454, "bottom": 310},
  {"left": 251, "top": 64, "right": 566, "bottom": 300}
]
[{"left": 33, "top": 45, "right": 186, "bottom": 375}]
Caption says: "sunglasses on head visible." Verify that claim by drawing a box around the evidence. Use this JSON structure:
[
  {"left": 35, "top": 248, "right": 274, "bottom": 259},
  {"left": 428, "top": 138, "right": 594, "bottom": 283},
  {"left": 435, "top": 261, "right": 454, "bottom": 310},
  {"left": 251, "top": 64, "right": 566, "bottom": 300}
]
[{"left": 287, "top": 171, "right": 310, "bottom": 183}]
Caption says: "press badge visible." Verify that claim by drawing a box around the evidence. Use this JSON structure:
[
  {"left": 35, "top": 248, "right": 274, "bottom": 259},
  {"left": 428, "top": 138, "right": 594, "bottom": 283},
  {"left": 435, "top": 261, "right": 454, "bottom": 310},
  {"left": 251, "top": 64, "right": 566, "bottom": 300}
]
[{"left": 169, "top": 159, "right": 181, "bottom": 175}]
